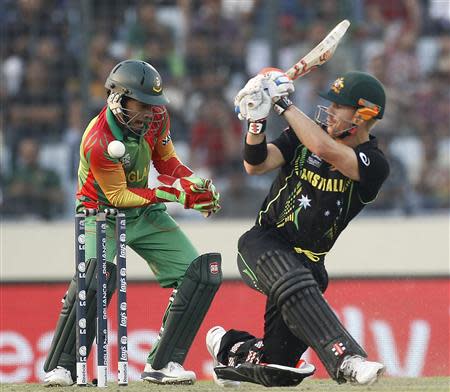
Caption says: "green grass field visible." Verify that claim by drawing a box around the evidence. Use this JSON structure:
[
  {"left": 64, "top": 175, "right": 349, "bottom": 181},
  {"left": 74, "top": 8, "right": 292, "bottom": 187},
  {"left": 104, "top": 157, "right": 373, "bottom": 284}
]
[{"left": 1, "top": 378, "right": 449, "bottom": 392}]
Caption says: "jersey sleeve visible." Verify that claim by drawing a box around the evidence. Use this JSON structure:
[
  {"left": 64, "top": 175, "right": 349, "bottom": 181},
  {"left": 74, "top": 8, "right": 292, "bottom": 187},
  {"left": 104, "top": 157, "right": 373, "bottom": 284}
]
[
  {"left": 152, "top": 114, "right": 193, "bottom": 178},
  {"left": 87, "top": 134, "right": 158, "bottom": 207},
  {"left": 355, "top": 143, "right": 390, "bottom": 203},
  {"left": 271, "top": 127, "right": 301, "bottom": 164}
]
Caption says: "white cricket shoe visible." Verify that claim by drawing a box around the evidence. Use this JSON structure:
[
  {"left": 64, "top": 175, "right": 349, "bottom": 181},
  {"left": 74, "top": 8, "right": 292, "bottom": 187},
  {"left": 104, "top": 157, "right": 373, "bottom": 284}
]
[
  {"left": 206, "top": 326, "right": 241, "bottom": 388},
  {"left": 141, "top": 361, "right": 196, "bottom": 385},
  {"left": 339, "top": 355, "right": 385, "bottom": 385},
  {"left": 43, "top": 366, "right": 74, "bottom": 387}
]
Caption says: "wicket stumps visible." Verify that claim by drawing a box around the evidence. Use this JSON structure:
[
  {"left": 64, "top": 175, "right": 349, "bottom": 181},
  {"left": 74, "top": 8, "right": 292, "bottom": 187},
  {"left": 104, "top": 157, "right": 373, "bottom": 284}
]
[{"left": 75, "top": 208, "right": 128, "bottom": 387}]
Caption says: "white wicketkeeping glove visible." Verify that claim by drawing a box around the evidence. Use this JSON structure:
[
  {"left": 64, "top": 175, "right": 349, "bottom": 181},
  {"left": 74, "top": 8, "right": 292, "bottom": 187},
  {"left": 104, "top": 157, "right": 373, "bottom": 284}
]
[{"left": 261, "top": 69, "right": 295, "bottom": 102}]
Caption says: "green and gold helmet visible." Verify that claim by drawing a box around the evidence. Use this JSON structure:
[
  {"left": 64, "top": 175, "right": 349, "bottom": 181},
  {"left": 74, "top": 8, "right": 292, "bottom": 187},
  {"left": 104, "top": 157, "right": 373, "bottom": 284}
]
[
  {"left": 105, "top": 59, "right": 169, "bottom": 106},
  {"left": 319, "top": 71, "right": 385, "bottom": 119}
]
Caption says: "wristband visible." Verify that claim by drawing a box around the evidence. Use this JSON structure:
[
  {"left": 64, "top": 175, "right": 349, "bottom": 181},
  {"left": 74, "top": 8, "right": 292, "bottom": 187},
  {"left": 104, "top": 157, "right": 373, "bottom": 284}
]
[
  {"left": 273, "top": 96, "right": 293, "bottom": 115},
  {"left": 243, "top": 136, "right": 268, "bottom": 165},
  {"left": 248, "top": 119, "right": 267, "bottom": 135}
]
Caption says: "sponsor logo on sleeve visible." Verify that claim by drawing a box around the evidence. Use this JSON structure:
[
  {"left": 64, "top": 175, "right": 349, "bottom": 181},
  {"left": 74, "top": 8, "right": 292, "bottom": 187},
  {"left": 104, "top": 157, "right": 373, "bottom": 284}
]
[
  {"left": 359, "top": 152, "right": 370, "bottom": 166},
  {"left": 161, "top": 133, "right": 171, "bottom": 146}
]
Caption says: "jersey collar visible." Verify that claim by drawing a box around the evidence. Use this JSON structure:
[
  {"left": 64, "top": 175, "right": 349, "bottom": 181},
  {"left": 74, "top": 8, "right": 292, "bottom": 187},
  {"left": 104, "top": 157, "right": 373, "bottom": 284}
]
[
  {"left": 106, "top": 107, "right": 124, "bottom": 141},
  {"left": 366, "top": 134, "right": 378, "bottom": 147}
]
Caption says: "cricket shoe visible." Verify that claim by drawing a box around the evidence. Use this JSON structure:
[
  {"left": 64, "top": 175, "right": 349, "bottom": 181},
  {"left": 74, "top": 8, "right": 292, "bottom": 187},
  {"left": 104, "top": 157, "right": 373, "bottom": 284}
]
[
  {"left": 141, "top": 362, "right": 196, "bottom": 385},
  {"left": 338, "top": 355, "right": 385, "bottom": 385},
  {"left": 214, "top": 361, "right": 315, "bottom": 387},
  {"left": 206, "top": 326, "right": 241, "bottom": 387},
  {"left": 43, "top": 366, "right": 74, "bottom": 387}
]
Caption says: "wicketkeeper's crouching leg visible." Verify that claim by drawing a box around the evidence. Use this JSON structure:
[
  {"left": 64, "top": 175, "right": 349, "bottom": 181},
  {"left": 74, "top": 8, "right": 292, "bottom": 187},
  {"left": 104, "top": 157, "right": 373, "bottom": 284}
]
[
  {"left": 44, "top": 258, "right": 117, "bottom": 385},
  {"left": 141, "top": 253, "right": 222, "bottom": 384}
]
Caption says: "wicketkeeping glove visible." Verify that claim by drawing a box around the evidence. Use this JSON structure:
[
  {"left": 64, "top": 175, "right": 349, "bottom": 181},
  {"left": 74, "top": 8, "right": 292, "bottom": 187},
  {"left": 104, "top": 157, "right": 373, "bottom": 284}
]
[{"left": 156, "top": 174, "right": 221, "bottom": 214}]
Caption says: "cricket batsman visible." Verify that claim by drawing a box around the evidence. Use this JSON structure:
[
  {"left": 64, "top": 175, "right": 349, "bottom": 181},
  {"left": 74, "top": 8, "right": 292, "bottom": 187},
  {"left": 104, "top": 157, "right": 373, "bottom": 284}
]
[{"left": 206, "top": 69, "right": 389, "bottom": 387}]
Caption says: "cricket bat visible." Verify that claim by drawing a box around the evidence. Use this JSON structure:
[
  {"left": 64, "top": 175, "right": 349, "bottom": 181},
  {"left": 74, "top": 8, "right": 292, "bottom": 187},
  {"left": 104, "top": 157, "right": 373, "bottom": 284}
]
[
  {"left": 247, "top": 20, "right": 351, "bottom": 109},
  {"left": 285, "top": 19, "right": 351, "bottom": 80}
]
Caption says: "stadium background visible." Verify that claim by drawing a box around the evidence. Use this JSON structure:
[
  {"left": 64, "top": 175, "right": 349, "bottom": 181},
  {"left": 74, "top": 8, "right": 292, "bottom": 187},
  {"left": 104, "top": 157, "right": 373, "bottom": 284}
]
[{"left": 1, "top": 0, "right": 449, "bottom": 384}]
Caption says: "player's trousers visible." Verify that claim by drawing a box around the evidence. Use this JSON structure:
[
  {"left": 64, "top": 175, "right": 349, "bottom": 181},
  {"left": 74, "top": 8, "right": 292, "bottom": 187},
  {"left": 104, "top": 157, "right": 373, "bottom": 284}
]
[
  {"left": 218, "top": 225, "right": 328, "bottom": 368},
  {"left": 83, "top": 203, "right": 198, "bottom": 364},
  {"left": 84, "top": 204, "right": 198, "bottom": 288}
]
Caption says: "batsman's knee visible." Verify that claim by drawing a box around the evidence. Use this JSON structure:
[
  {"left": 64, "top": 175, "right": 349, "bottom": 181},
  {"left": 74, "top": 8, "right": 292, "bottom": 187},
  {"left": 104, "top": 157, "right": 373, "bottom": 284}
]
[
  {"left": 256, "top": 250, "right": 367, "bottom": 380},
  {"left": 255, "top": 250, "right": 317, "bottom": 305}
]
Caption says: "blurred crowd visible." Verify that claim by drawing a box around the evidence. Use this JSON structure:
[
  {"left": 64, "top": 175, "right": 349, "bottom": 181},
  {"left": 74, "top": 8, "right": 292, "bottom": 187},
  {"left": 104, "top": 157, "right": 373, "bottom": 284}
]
[{"left": 1, "top": 0, "right": 449, "bottom": 220}]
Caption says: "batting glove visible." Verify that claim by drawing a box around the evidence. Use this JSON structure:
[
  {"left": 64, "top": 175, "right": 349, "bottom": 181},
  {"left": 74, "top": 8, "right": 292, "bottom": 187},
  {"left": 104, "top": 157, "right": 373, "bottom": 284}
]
[
  {"left": 238, "top": 89, "right": 272, "bottom": 123},
  {"left": 260, "top": 68, "right": 295, "bottom": 102},
  {"left": 234, "top": 75, "right": 265, "bottom": 120}
]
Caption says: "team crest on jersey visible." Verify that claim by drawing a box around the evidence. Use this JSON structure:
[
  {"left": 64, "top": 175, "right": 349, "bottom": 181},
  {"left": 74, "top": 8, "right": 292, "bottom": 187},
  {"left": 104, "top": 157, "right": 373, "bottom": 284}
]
[
  {"left": 120, "top": 153, "right": 131, "bottom": 167},
  {"left": 153, "top": 76, "right": 162, "bottom": 93},
  {"left": 161, "top": 132, "right": 171, "bottom": 146},
  {"left": 331, "top": 77, "right": 344, "bottom": 94}
]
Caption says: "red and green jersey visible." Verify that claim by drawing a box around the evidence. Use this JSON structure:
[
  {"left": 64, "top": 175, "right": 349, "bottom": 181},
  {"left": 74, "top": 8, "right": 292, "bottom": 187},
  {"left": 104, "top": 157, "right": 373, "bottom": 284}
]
[{"left": 76, "top": 106, "right": 191, "bottom": 210}]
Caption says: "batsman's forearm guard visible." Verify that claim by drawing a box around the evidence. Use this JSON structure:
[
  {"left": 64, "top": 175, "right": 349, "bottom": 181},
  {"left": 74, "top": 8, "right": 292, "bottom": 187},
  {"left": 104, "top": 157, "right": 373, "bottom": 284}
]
[{"left": 244, "top": 136, "right": 268, "bottom": 166}]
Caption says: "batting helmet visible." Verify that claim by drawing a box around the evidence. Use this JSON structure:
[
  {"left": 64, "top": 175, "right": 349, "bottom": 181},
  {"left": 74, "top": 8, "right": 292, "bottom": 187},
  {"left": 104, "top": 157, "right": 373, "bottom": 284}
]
[
  {"left": 319, "top": 71, "right": 385, "bottom": 119},
  {"left": 105, "top": 60, "right": 169, "bottom": 106}
]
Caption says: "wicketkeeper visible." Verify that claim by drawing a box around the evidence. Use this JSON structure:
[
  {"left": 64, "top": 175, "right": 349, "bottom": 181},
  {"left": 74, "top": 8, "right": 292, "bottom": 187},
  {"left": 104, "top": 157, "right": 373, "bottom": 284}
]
[
  {"left": 206, "top": 69, "right": 389, "bottom": 387},
  {"left": 44, "top": 60, "right": 222, "bottom": 386}
]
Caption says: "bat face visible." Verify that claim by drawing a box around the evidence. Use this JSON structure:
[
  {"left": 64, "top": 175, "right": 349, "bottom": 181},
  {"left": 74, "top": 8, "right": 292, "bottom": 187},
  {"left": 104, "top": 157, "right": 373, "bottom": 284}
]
[
  {"left": 286, "top": 20, "right": 350, "bottom": 80},
  {"left": 293, "top": 49, "right": 332, "bottom": 78},
  {"left": 235, "top": 20, "right": 350, "bottom": 118}
]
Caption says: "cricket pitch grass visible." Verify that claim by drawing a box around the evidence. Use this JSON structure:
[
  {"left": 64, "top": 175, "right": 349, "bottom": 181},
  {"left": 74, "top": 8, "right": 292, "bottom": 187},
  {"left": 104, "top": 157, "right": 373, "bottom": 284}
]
[{"left": 1, "top": 378, "right": 449, "bottom": 392}]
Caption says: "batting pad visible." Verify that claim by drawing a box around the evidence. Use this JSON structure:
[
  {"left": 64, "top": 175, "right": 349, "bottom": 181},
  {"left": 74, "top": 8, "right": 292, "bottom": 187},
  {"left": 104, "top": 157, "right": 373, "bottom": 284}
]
[
  {"left": 151, "top": 253, "right": 222, "bottom": 369},
  {"left": 256, "top": 250, "right": 366, "bottom": 381}
]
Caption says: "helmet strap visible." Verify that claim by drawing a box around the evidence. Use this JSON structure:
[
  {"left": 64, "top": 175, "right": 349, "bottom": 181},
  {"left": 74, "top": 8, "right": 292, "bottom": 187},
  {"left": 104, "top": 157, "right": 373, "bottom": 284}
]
[{"left": 336, "top": 126, "right": 357, "bottom": 139}]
